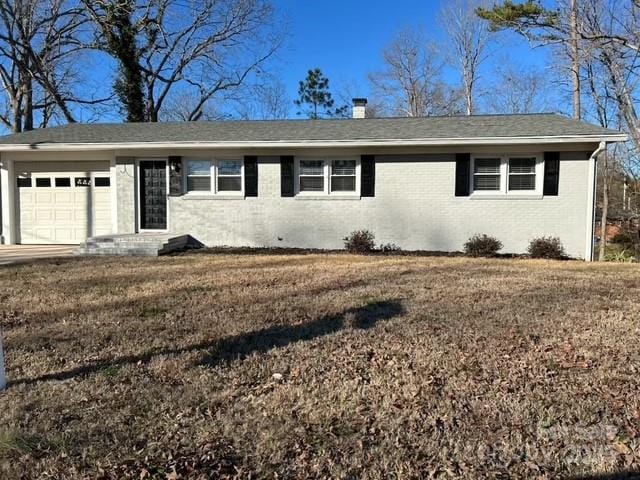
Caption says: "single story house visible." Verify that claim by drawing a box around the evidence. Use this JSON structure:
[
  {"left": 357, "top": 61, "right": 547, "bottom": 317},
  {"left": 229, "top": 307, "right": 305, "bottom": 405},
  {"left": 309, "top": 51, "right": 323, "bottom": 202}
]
[{"left": 0, "top": 103, "right": 627, "bottom": 260}]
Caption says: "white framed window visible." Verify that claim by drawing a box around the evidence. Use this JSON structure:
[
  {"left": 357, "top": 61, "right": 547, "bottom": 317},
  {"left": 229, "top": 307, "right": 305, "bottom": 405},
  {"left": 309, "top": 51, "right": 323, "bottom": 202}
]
[
  {"left": 217, "top": 159, "right": 243, "bottom": 192},
  {"left": 295, "top": 157, "right": 360, "bottom": 196},
  {"left": 473, "top": 158, "right": 501, "bottom": 192},
  {"left": 508, "top": 157, "right": 537, "bottom": 191},
  {"left": 184, "top": 157, "right": 244, "bottom": 195},
  {"left": 186, "top": 159, "right": 212, "bottom": 192},
  {"left": 299, "top": 160, "right": 325, "bottom": 193},
  {"left": 331, "top": 160, "right": 357, "bottom": 192},
  {"left": 470, "top": 154, "right": 543, "bottom": 196}
]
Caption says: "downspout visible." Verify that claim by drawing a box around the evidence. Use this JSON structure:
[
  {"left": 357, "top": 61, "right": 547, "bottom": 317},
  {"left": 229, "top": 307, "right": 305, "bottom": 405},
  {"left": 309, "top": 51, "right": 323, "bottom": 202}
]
[{"left": 587, "top": 141, "right": 607, "bottom": 261}]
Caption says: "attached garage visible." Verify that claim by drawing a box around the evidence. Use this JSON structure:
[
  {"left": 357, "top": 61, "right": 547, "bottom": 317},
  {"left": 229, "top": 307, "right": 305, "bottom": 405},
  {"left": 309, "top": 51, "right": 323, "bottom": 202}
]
[{"left": 15, "top": 161, "right": 113, "bottom": 244}]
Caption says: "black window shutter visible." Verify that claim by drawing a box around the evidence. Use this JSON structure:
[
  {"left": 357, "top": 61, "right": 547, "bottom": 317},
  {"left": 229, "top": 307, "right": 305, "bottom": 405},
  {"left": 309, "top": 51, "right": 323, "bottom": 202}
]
[
  {"left": 280, "top": 156, "right": 294, "bottom": 197},
  {"left": 361, "top": 155, "right": 375, "bottom": 197},
  {"left": 543, "top": 152, "right": 560, "bottom": 196},
  {"left": 244, "top": 156, "right": 258, "bottom": 196},
  {"left": 455, "top": 153, "right": 471, "bottom": 196},
  {"left": 168, "top": 156, "right": 183, "bottom": 196}
]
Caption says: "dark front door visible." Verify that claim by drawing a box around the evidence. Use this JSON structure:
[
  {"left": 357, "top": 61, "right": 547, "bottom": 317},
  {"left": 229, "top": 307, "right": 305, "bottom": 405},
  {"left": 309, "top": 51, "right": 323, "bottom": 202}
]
[{"left": 139, "top": 160, "right": 167, "bottom": 230}]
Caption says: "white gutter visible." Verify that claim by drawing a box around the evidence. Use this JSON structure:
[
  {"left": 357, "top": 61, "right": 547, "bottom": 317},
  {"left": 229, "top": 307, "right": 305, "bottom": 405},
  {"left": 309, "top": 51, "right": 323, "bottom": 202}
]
[
  {"left": 0, "top": 134, "right": 628, "bottom": 152},
  {"left": 586, "top": 141, "right": 607, "bottom": 262}
]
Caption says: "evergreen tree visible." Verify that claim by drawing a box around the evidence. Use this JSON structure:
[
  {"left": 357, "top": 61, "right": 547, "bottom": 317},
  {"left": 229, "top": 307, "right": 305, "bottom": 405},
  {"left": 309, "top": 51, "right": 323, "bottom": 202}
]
[{"left": 295, "top": 68, "right": 348, "bottom": 119}]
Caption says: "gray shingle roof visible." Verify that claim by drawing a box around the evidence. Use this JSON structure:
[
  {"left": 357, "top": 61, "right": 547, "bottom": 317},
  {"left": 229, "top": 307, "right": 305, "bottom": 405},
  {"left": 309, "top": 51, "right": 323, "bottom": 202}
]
[{"left": 0, "top": 113, "right": 624, "bottom": 146}]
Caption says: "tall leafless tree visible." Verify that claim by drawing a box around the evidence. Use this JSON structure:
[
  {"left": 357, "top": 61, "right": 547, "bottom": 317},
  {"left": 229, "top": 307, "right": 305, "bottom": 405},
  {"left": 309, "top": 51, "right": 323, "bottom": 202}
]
[
  {"left": 485, "top": 62, "right": 551, "bottom": 114},
  {"left": 0, "top": 0, "right": 92, "bottom": 132},
  {"left": 369, "top": 27, "right": 463, "bottom": 117},
  {"left": 234, "top": 78, "right": 289, "bottom": 120},
  {"left": 439, "top": 0, "right": 490, "bottom": 115},
  {"left": 569, "top": 0, "right": 582, "bottom": 118},
  {"left": 82, "top": 0, "right": 284, "bottom": 122}
]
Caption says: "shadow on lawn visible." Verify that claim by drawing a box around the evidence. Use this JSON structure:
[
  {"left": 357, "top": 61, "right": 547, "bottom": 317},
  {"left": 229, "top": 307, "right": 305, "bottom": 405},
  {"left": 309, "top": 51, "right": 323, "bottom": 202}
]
[
  {"left": 199, "top": 299, "right": 405, "bottom": 367},
  {"left": 9, "top": 299, "right": 404, "bottom": 387}
]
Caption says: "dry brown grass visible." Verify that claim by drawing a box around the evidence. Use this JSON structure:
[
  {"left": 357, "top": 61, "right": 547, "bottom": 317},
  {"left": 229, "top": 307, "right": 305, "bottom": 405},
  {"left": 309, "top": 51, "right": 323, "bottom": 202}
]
[{"left": 0, "top": 252, "right": 639, "bottom": 479}]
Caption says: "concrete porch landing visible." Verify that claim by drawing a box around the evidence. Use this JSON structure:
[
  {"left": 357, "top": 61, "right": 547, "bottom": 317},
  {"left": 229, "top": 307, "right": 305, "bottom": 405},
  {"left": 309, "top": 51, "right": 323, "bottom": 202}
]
[
  {"left": 0, "top": 245, "right": 75, "bottom": 265},
  {"left": 76, "top": 234, "right": 199, "bottom": 257}
]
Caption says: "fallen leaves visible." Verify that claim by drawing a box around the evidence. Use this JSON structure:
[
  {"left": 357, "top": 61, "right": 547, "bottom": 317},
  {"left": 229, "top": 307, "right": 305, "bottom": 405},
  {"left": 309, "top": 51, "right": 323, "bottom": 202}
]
[{"left": 0, "top": 254, "right": 638, "bottom": 479}]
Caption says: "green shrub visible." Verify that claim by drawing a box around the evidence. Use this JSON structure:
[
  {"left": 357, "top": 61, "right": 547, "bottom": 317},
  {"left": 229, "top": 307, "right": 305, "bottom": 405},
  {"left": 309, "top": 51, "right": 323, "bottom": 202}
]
[
  {"left": 604, "top": 249, "right": 637, "bottom": 263},
  {"left": 527, "top": 236, "right": 565, "bottom": 259},
  {"left": 344, "top": 230, "right": 375, "bottom": 254},
  {"left": 464, "top": 234, "right": 503, "bottom": 257}
]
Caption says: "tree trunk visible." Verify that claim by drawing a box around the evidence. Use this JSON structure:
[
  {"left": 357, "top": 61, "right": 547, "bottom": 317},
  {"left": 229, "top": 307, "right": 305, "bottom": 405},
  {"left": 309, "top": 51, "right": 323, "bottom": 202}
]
[
  {"left": 11, "top": 93, "right": 22, "bottom": 133},
  {"left": 22, "top": 73, "right": 33, "bottom": 131},
  {"left": 599, "top": 152, "right": 609, "bottom": 261},
  {"left": 147, "top": 86, "right": 158, "bottom": 122},
  {"left": 570, "top": 0, "right": 581, "bottom": 119}
]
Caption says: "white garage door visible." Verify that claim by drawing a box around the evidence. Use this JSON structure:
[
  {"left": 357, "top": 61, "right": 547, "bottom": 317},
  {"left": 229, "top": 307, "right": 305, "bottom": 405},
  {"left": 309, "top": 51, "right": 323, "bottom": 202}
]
[{"left": 16, "top": 162, "right": 113, "bottom": 244}]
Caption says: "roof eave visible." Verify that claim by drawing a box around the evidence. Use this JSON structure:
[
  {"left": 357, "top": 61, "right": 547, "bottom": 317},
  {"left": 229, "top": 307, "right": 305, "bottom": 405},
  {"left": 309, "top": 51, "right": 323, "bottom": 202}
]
[{"left": 0, "top": 134, "right": 628, "bottom": 151}]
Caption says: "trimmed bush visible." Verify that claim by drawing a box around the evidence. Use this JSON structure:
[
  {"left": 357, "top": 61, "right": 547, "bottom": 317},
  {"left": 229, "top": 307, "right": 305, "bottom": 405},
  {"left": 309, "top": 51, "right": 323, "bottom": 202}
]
[
  {"left": 344, "top": 230, "right": 375, "bottom": 254},
  {"left": 464, "top": 234, "right": 503, "bottom": 257},
  {"left": 527, "top": 236, "right": 565, "bottom": 259}
]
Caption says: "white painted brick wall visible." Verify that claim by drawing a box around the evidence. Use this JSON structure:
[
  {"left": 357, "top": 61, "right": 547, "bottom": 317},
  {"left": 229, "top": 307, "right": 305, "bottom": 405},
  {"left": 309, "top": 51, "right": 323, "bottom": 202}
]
[{"left": 165, "top": 153, "right": 591, "bottom": 258}]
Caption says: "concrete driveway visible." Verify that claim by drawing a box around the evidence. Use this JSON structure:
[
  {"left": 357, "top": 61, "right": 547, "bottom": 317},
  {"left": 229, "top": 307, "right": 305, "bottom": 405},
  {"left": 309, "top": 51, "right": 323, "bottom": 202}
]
[{"left": 0, "top": 245, "right": 75, "bottom": 265}]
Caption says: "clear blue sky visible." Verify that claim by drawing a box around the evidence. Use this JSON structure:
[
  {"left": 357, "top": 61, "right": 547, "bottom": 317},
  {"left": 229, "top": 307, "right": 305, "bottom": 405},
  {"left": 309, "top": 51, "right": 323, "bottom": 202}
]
[
  {"left": 67, "top": 0, "right": 564, "bottom": 124},
  {"left": 272, "top": 0, "right": 560, "bottom": 115}
]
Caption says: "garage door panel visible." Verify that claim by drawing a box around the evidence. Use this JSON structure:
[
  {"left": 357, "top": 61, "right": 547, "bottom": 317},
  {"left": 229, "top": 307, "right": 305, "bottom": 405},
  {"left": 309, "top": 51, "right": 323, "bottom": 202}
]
[
  {"left": 54, "top": 191, "right": 74, "bottom": 203},
  {"left": 35, "top": 192, "right": 53, "bottom": 203},
  {"left": 54, "top": 210, "right": 74, "bottom": 221},
  {"left": 36, "top": 209, "right": 55, "bottom": 221},
  {"left": 53, "top": 228, "right": 75, "bottom": 242},
  {"left": 20, "top": 191, "right": 35, "bottom": 206},
  {"left": 17, "top": 165, "right": 112, "bottom": 244}
]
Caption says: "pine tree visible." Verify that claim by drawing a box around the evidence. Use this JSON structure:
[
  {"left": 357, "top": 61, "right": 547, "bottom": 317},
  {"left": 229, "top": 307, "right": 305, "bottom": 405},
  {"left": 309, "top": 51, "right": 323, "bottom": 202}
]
[{"left": 295, "top": 68, "right": 348, "bottom": 119}]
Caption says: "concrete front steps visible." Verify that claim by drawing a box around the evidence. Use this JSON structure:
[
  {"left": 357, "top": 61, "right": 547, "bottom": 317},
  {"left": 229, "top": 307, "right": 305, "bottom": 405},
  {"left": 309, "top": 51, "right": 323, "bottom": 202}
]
[{"left": 76, "top": 234, "right": 200, "bottom": 256}]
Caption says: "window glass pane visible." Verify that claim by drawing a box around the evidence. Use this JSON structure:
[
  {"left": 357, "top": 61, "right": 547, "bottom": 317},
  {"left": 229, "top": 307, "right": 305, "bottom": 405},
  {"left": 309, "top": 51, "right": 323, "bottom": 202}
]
[
  {"left": 300, "top": 160, "right": 324, "bottom": 175},
  {"left": 218, "top": 176, "right": 242, "bottom": 191},
  {"left": 187, "top": 160, "right": 210, "bottom": 176},
  {"left": 17, "top": 177, "right": 31, "bottom": 187},
  {"left": 300, "top": 176, "right": 324, "bottom": 192},
  {"left": 36, "top": 178, "right": 51, "bottom": 187},
  {"left": 474, "top": 175, "right": 500, "bottom": 191},
  {"left": 509, "top": 174, "right": 536, "bottom": 190},
  {"left": 218, "top": 160, "right": 242, "bottom": 176},
  {"left": 509, "top": 158, "right": 536, "bottom": 173},
  {"left": 55, "top": 177, "right": 71, "bottom": 187},
  {"left": 94, "top": 177, "right": 110, "bottom": 187},
  {"left": 187, "top": 176, "right": 211, "bottom": 191},
  {"left": 331, "top": 176, "right": 356, "bottom": 192},
  {"left": 332, "top": 160, "right": 356, "bottom": 176},
  {"left": 75, "top": 177, "right": 91, "bottom": 187},
  {"left": 474, "top": 158, "right": 500, "bottom": 174}
]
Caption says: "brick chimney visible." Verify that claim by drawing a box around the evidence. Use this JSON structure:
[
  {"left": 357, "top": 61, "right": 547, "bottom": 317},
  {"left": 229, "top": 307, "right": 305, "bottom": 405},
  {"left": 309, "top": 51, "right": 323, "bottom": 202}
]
[{"left": 352, "top": 98, "right": 367, "bottom": 119}]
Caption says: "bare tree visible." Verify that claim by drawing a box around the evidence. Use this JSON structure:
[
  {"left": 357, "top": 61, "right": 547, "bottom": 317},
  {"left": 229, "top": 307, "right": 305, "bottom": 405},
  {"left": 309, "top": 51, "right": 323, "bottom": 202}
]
[
  {"left": 0, "top": 0, "right": 92, "bottom": 132},
  {"left": 82, "top": 0, "right": 283, "bottom": 123},
  {"left": 233, "top": 78, "right": 290, "bottom": 120},
  {"left": 159, "top": 90, "right": 227, "bottom": 122},
  {"left": 485, "top": 62, "right": 551, "bottom": 114},
  {"left": 369, "top": 27, "right": 463, "bottom": 117},
  {"left": 569, "top": 0, "right": 581, "bottom": 118},
  {"left": 439, "top": 0, "right": 490, "bottom": 115}
]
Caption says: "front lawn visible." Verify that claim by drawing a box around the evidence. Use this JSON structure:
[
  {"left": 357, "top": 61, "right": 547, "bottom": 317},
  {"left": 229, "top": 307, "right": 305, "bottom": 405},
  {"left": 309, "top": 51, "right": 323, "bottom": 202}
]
[{"left": 0, "top": 253, "right": 639, "bottom": 479}]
